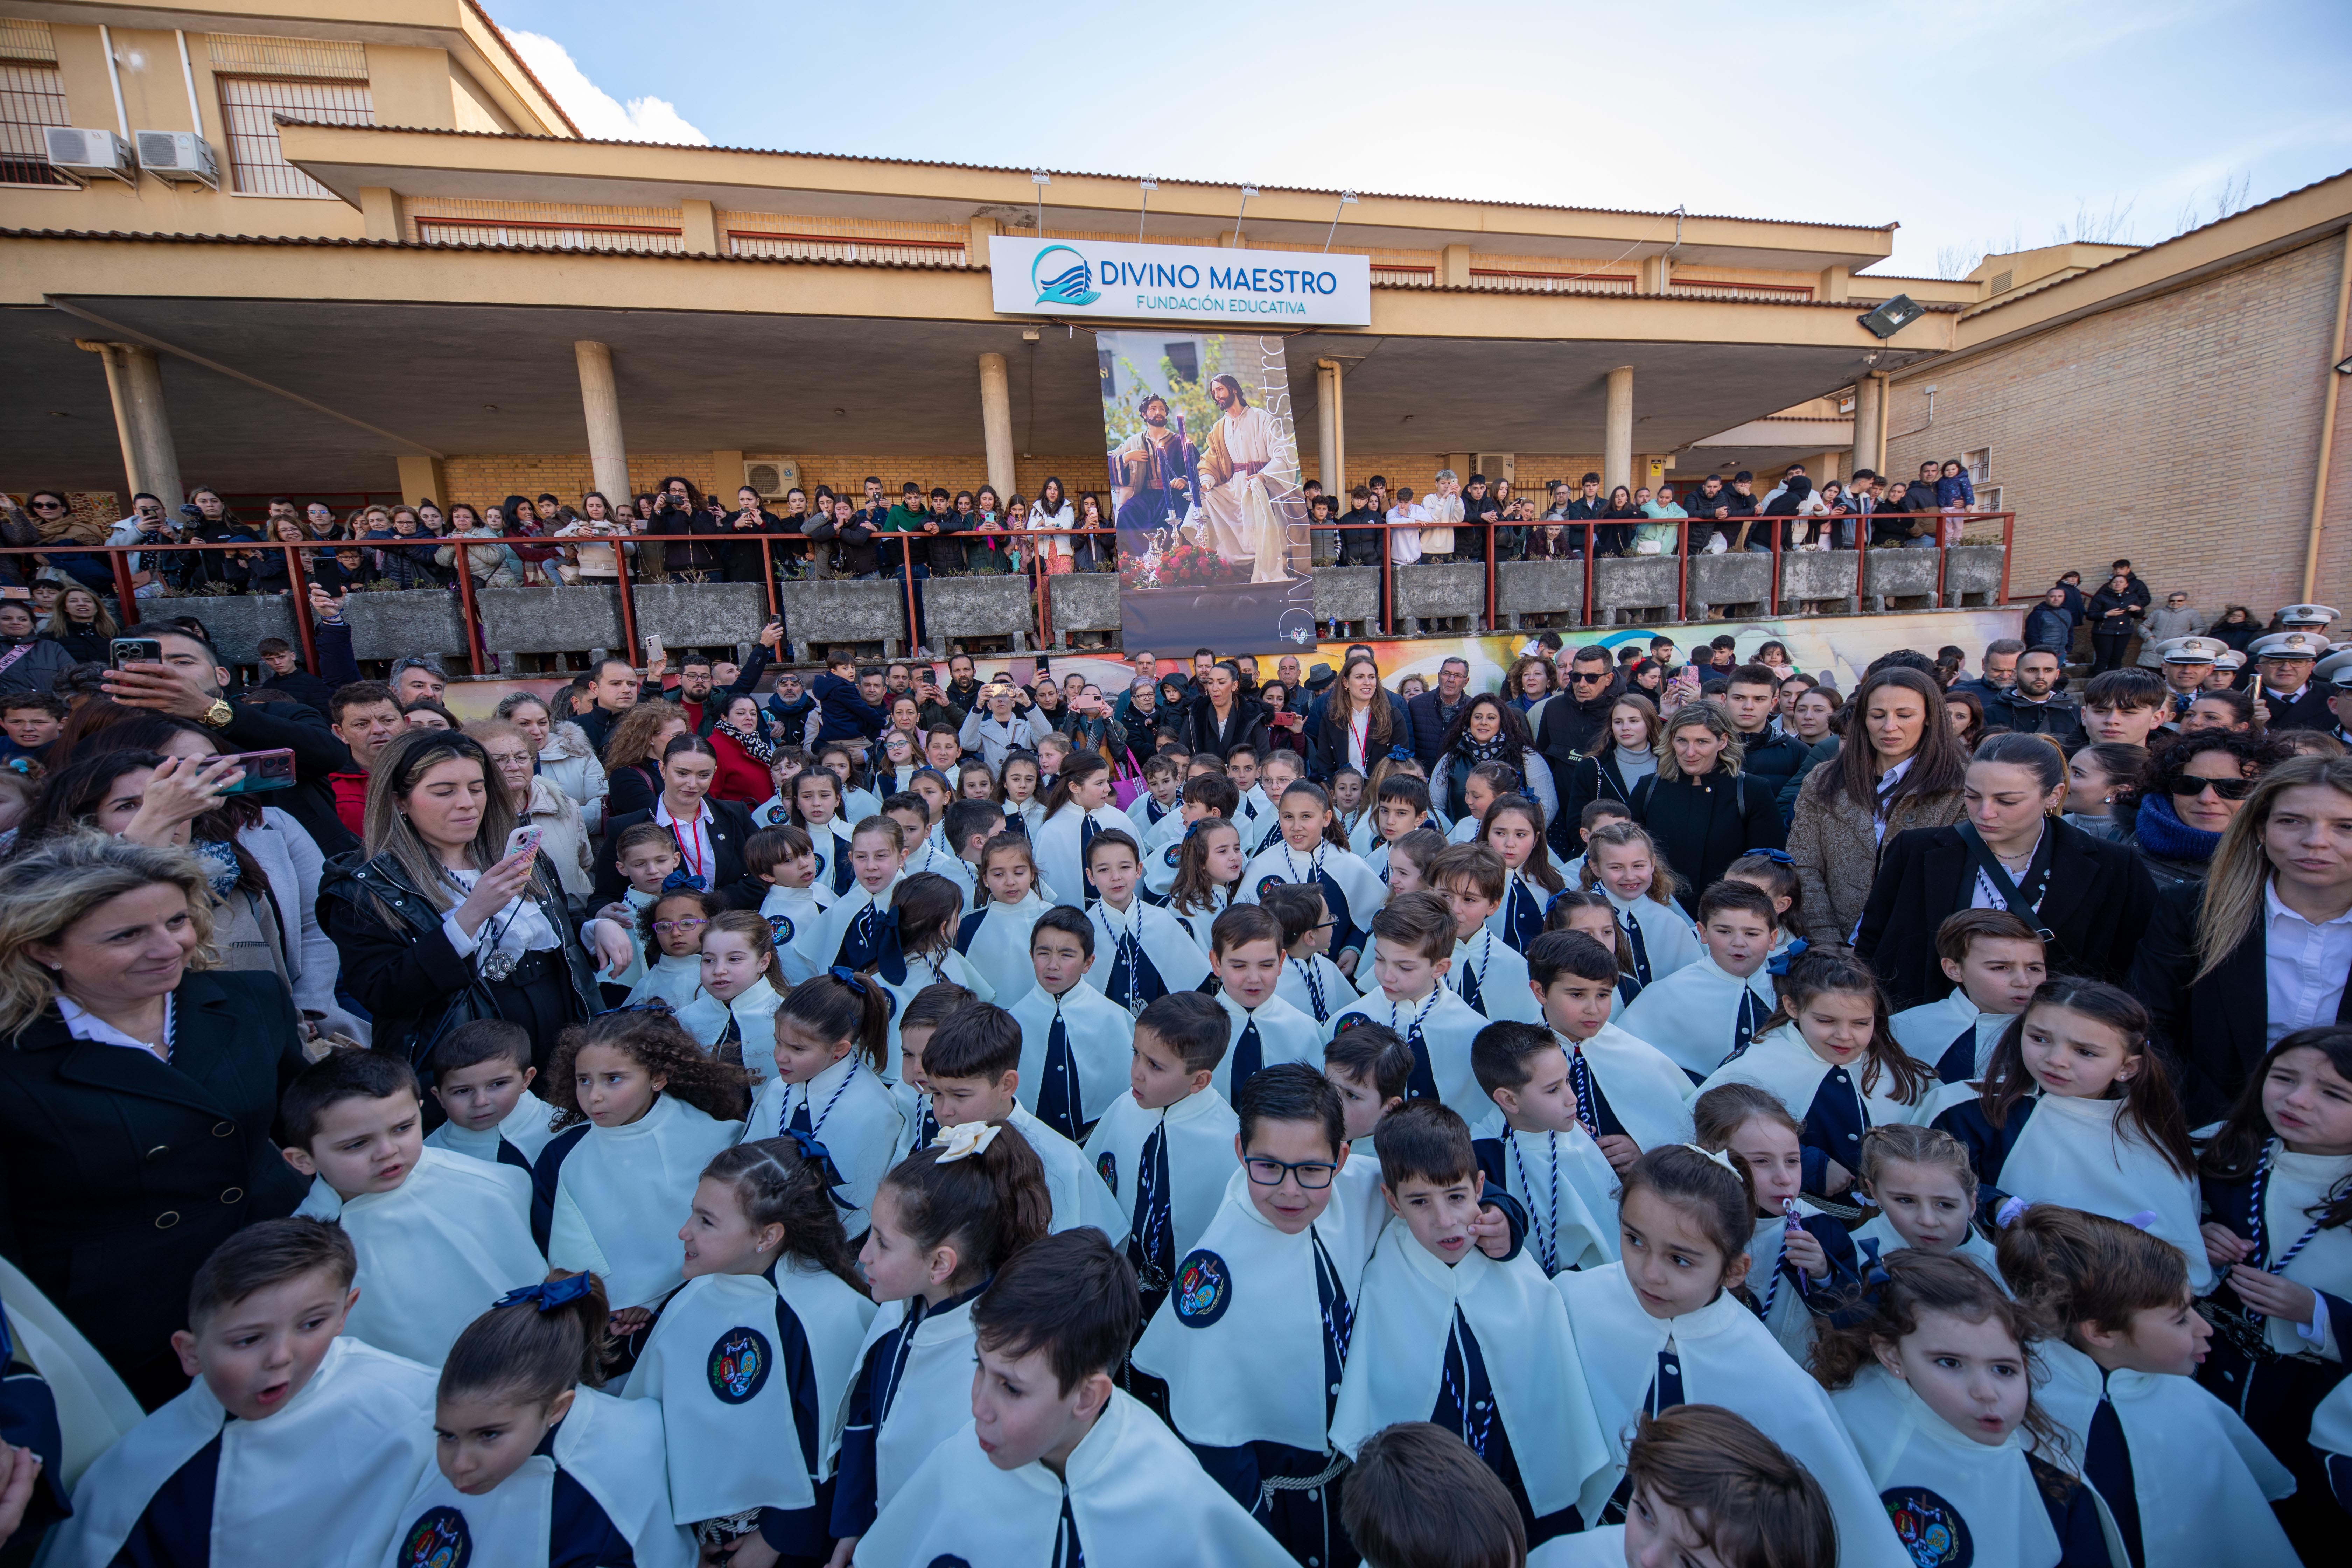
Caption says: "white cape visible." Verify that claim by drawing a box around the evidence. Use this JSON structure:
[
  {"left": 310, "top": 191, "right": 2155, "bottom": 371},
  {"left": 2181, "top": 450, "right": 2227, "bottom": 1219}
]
[
  {"left": 1035, "top": 803, "right": 1133, "bottom": 911},
  {"left": 845, "top": 1292, "right": 978, "bottom": 1511},
  {"left": 1995, "top": 1093, "right": 2210, "bottom": 1293},
  {"left": 1331, "top": 1233, "right": 1611, "bottom": 1518},
  {"left": 1237, "top": 841, "right": 1388, "bottom": 962},
  {"left": 1557, "top": 1263, "right": 1903, "bottom": 1568},
  {"left": 55, "top": 1336, "right": 438, "bottom": 1568},
  {"left": 1007, "top": 1101, "right": 1128, "bottom": 1244},
  {"left": 675, "top": 976, "right": 786, "bottom": 1089},
  {"left": 1083, "top": 1087, "right": 1239, "bottom": 1271},
  {"left": 1451, "top": 929, "right": 1545, "bottom": 1024},
  {"left": 374, "top": 1385, "right": 693, "bottom": 1568},
  {"left": 1889, "top": 989, "right": 2014, "bottom": 1082},
  {"left": 741, "top": 1052, "right": 904, "bottom": 1239},
  {"left": 624, "top": 950, "right": 705, "bottom": 1012},
  {"left": 760, "top": 877, "right": 836, "bottom": 986},
  {"left": 425, "top": 1090, "right": 560, "bottom": 1167},
  {"left": 858, "top": 1388, "right": 1294, "bottom": 1567},
  {"left": 1469, "top": 1115, "right": 1620, "bottom": 1274},
  {"left": 1558, "top": 1022, "right": 1699, "bottom": 1155},
  {"left": 1329, "top": 987, "right": 1491, "bottom": 1123},
  {"left": 1012, "top": 980, "right": 1138, "bottom": 1135},
  {"left": 619, "top": 1267, "right": 873, "bottom": 1520},
  {"left": 1278, "top": 951, "right": 1362, "bottom": 1038},
  {"left": 1699, "top": 1023, "right": 1922, "bottom": 1170},
  {"left": 547, "top": 1093, "right": 744, "bottom": 1309},
  {"left": 294, "top": 1147, "right": 545, "bottom": 1366},
  {"left": 959, "top": 893, "right": 1049, "bottom": 1005},
  {"left": 1601, "top": 887, "right": 1702, "bottom": 983},
  {"left": 1085, "top": 895, "right": 1211, "bottom": 1008},
  {"left": 1212, "top": 989, "right": 1324, "bottom": 1102},
  {"left": 0, "top": 1254, "right": 142, "bottom": 1491},
  {"left": 1617, "top": 953, "right": 1777, "bottom": 1078}
]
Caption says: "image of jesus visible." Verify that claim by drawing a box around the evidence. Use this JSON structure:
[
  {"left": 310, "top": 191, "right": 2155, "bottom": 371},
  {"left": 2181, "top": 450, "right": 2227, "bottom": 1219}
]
[{"left": 1197, "top": 374, "right": 1292, "bottom": 583}]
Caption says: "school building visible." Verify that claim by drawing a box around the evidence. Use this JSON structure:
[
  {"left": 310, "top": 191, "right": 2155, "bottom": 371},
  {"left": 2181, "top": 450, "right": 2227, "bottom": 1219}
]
[{"left": 2, "top": 0, "right": 2347, "bottom": 619}]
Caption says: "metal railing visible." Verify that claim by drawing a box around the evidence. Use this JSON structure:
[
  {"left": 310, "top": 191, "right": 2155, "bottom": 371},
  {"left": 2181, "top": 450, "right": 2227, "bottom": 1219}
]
[{"left": 0, "top": 509, "right": 2017, "bottom": 680}]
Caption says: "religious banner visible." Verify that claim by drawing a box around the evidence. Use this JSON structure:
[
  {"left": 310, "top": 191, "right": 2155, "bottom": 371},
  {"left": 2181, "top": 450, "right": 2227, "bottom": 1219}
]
[{"left": 1101, "top": 331, "right": 1317, "bottom": 653}]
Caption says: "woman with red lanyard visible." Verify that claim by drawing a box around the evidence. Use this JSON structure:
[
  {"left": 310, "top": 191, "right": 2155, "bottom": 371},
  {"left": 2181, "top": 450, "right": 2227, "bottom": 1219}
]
[
  {"left": 592, "top": 732, "right": 760, "bottom": 908},
  {"left": 1309, "top": 654, "right": 1416, "bottom": 781}
]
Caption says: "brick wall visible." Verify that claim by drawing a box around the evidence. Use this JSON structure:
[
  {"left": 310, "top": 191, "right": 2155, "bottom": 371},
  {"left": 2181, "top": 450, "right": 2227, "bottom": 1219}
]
[{"left": 1886, "top": 236, "right": 2352, "bottom": 618}]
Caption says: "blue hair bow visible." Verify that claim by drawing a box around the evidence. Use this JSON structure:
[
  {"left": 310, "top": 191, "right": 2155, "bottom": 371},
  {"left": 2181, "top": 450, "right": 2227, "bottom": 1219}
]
[
  {"left": 828, "top": 966, "right": 868, "bottom": 996},
  {"left": 661, "top": 867, "right": 705, "bottom": 892},
  {"left": 498, "top": 1273, "right": 595, "bottom": 1312},
  {"left": 1742, "top": 847, "right": 1794, "bottom": 866},
  {"left": 1764, "top": 937, "right": 1810, "bottom": 977},
  {"left": 1385, "top": 745, "right": 1413, "bottom": 762},
  {"left": 781, "top": 1126, "right": 846, "bottom": 1190}
]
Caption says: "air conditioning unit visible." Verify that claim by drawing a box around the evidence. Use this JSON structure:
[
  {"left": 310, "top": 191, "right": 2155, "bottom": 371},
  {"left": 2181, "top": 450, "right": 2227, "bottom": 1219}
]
[
  {"left": 743, "top": 457, "right": 800, "bottom": 501},
  {"left": 41, "top": 127, "right": 132, "bottom": 186},
  {"left": 1472, "top": 453, "right": 1516, "bottom": 485},
  {"left": 135, "top": 130, "right": 219, "bottom": 190}
]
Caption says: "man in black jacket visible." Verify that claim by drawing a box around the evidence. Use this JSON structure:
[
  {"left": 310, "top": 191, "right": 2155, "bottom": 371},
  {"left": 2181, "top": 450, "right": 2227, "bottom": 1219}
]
[
  {"left": 1722, "top": 664, "right": 1809, "bottom": 807},
  {"left": 1683, "top": 475, "right": 1731, "bottom": 552},
  {"left": 1405, "top": 657, "right": 1471, "bottom": 774},
  {"left": 573, "top": 654, "right": 664, "bottom": 756},
  {"left": 1982, "top": 648, "right": 2082, "bottom": 743},
  {"left": 2249, "top": 630, "right": 2337, "bottom": 733},
  {"left": 1535, "top": 646, "right": 1624, "bottom": 852}
]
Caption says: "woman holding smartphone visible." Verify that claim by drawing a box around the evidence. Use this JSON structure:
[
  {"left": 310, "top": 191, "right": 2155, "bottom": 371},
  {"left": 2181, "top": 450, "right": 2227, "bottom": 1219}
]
[{"left": 318, "top": 729, "right": 623, "bottom": 1075}]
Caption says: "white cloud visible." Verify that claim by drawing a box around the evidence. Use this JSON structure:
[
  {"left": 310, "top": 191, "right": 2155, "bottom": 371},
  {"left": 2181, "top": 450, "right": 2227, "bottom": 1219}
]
[{"left": 507, "top": 30, "right": 710, "bottom": 145}]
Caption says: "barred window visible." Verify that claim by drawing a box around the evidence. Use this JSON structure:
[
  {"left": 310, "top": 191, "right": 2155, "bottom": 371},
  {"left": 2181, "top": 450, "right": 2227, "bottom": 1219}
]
[
  {"left": 0, "top": 60, "right": 71, "bottom": 187},
  {"left": 217, "top": 75, "right": 371, "bottom": 197},
  {"left": 417, "top": 218, "right": 683, "bottom": 254}
]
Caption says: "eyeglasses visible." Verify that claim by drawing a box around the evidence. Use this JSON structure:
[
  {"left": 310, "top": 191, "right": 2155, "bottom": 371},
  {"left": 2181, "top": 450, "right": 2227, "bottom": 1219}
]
[
  {"left": 651, "top": 916, "right": 709, "bottom": 934},
  {"left": 1244, "top": 1155, "right": 1338, "bottom": 1189},
  {"left": 1569, "top": 671, "right": 1610, "bottom": 685},
  {"left": 2174, "top": 775, "right": 2256, "bottom": 801}
]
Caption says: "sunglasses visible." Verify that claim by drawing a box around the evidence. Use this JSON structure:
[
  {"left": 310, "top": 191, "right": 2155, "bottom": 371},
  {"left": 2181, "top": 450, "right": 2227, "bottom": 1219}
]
[
  {"left": 29, "top": 500, "right": 65, "bottom": 511},
  {"left": 2174, "top": 775, "right": 2256, "bottom": 801}
]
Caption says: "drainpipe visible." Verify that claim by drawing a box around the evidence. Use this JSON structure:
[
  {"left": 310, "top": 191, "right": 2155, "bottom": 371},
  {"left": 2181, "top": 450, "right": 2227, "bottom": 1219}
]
[{"left": 2302, "top": 226, "right": 2352, "bottom": 600}]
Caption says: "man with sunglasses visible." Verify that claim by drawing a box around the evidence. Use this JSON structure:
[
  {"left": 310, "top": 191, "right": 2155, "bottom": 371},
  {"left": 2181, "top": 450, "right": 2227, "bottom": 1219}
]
[{"left": 1534, "top": 645, "right": 1623, "bottom": 850}]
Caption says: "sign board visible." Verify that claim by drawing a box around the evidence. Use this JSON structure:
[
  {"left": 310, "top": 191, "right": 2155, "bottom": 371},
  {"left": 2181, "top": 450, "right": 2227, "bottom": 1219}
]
[{"left": 989, "top": 235, "right": 1371, "bottom": 327}]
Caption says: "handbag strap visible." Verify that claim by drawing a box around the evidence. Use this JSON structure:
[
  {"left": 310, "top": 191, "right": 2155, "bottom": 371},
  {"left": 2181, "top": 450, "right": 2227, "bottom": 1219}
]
[{"left": 1954, "top": 822, "right": 2062, "bottom": 947}]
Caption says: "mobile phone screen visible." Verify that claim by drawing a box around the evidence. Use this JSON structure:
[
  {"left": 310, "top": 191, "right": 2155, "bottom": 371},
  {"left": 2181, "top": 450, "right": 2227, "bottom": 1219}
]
[{"left": 216, "top": 749, "right": 296, "bottom": 794}]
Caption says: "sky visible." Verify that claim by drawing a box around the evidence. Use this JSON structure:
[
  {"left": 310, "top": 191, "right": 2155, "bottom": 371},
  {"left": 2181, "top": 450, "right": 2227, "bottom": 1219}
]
[{"left": 495, "top": 0, "right": 2352, "bottom": 279}]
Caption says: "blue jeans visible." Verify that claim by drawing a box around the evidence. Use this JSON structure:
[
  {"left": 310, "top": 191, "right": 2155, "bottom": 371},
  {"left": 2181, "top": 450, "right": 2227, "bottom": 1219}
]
[{"left": 895, "top": 564, "right": 929, "bottom": 648}]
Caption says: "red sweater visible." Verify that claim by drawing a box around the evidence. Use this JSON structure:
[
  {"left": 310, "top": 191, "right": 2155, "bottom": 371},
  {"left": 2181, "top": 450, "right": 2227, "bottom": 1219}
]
[{"left": 708, "top": 728, "right": 772, "bottom": 806}]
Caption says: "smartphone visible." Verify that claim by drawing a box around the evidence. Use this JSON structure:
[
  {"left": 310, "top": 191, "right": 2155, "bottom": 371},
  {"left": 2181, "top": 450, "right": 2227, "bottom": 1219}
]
[
  {"left": 110, "top": 637, "right": 164, "bottom": 668},
  {"left": 215, "top": 748, "right": 297, "bottom": 794},
  {"left": 644, "top": 634, "right": 665, "bottom": 663},
  {"left": 503, "top": 825, "right": 544, "bottom": 860}
]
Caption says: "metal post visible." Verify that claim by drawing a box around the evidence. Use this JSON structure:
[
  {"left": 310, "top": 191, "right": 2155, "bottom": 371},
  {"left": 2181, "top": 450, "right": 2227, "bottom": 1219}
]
[
  {"left": 2000, "top": 512, "right": 2015, "bottom": 602},
  {"left": 1484, "top": 521, "right": 1496, "bottom": 636},
  {"left": 110, "top": 547, "right": 138, "bottom": 629},
  {"left": 454, "top": 551, "right": 482, "bottom": 678},
  {"left": 760, "top": 537, "right": 777, "bottom": 622},
  {"left": 1769, "top": 530, "right": 1783, "bottom": 619},
  {"left": 614, "top": 534, "right": 640, "bottom": 666},
  {"left": 1379, "top": 518, "right": 1392, "bottom": 637},
  {"left": 1583, "top": 523, "right": 1596, "bottom": 628},
  {"left": 1676, "top": 515, "right": 1690, "bottom": 623}
]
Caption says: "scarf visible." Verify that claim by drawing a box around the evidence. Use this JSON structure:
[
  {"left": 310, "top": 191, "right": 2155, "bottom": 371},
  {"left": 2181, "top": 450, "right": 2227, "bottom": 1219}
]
[
  {"left": 1456, "top": 730, "right": 1514, "bottom": 767},
  {"left": 716, "top": 717, "right": 775, "bottom": 766},
  {"left": 190, "top": 837, "right": 242, "bottom": 898},
  {"left": 2132, "top": 792, "right": 2222, "bottom": 863}
]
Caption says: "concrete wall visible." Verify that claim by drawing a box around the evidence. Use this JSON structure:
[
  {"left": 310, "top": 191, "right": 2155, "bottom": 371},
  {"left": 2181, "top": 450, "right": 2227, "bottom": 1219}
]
[{"left": 1886, "top": 235, "right": 2352, "bottom": 617}]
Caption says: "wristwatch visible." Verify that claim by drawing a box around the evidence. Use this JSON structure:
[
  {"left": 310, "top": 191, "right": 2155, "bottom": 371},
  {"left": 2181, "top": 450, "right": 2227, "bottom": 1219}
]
[{"left": 200, "top": 698, "right": 234, "bottom": 728}]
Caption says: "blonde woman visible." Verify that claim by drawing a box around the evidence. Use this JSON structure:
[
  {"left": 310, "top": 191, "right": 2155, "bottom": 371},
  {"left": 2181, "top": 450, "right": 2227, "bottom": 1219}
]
[
  {"left": 1626, "top": 698, "right": 1786, "bottom": 915},
  {"left": 2127, "top": 753, "right": 2352, "bottom": 1122},
  {"left": 0, "top": 831, "right": 311, "bottom": 1404}
]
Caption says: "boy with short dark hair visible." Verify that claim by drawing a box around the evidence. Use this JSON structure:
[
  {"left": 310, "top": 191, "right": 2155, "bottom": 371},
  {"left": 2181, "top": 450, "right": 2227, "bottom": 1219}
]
[
  {"left": 1083, "top": 990, "right": 1238, "bottom": 1322},
  {"left": 1617, "top": 878, "right": 1781, "bottom": 1080},
  {"left": 1429, "top": 843, "right": 1544, "bottom": 1025},
  {"left": 1207, "top": 904, "right": 1324, "bottom": 1105},
  {"left": 1226, "top": 743, "right": 1275, "bottom": 847},
  {"left": 421, "top": 1017, "right": 555, "bottom": 1170},
  {"left": 1325, "top": 1021, "right": 1416, "bottom": 1149},
  {"left": 1126, "top": 750, "right": 1184, "bottom": 833},
  {"left": 1340, "top": 1423, "right": 1528, "bottom": 1568},
  {"left": 1265, "top": 881, "right": 1362, "bottom": 1036},
  {"left": 744, "top": 821, "right": 834, "bottom": 970},
  {"left": 1522, "top": 930, "right": 1696, "bottom": 1174},
  {"left": 592, "top": 821, "right": 684, "bottom": 995},
  {"left": 1358, "top": 773, "right": 1444, "bottom": 876},
  {"left": 1468, "top": 1021, "right": 1618, "bottom": 1276},
  {"left": 1563, "top": 798, "right": 1632, "bottom": 884},
  {"left": 1134, "top": 1064, "right": 1374, "bottom": 1564},
  {"left": 0, "top": 690, "right": 66, "bottom": 769},
  {"left": 1891, "top": 907, "right": 2048, "bottom": 1087},
  {"left": 1084, "top": 824, "right": 1211, "bottom": 1012},
  {"left": 923, "top": 1002, "right": 1125, "bottom": 1241},
  {"left": 862, "top": 1229, "right": 1293, "bottom": 1565},
  {"left": 1329, "top": 1102, "right": 1610, "bottom": 1547},
  {"left": 52, "top": 1219, "right": 442, "bottom": 1567},
  {"left": 1327, "top": 892, "right": 1488, "bottom": 1120},
  {"left": 282, "top": 1048, "right": 544, "bottom": 1366},
  {"left": 1010, "top": 906, "right": 1134, "bottom": 1143},
  {"left": 936, "top": 796, "right": 1004, "bottom": 912},
  {"left": 1143, "top": 771, "right": 1239, "bottom": 893}
]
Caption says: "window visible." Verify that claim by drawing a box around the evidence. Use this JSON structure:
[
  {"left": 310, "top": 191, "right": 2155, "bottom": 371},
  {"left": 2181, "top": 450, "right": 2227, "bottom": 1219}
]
[
  {"left": 217, "top": 75, "right": 371, "bottom": 196},
  {"left": 1163, "top": 342, "right": 1199, "bottom": 382},
  {"left": 416, "top": 217, "right": 682, "bottom": 253},
  {"left": 1, "top": 19, "right": 69, "bottom": 188},
  {"left": 1965, "top": 448, "right": 1991, "bottom": 485}
]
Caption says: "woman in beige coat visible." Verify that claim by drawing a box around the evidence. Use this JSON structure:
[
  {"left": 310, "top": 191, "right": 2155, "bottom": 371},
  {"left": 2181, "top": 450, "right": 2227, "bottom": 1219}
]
[{"left": 1785, "top": 666, "right": 1968, "bottom": 952}]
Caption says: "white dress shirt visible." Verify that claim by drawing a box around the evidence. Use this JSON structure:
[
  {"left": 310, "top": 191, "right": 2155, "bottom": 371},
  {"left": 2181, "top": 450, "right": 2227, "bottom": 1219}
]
[
  {"left": 2264, "top": 879, "right": 2352, "bottom": 1045},
  {"left": 654, "top": 796, "right": 717, "bottom": 889},
  {"left": 57, "top": 994, "right": 174, "bottom": 1056}
]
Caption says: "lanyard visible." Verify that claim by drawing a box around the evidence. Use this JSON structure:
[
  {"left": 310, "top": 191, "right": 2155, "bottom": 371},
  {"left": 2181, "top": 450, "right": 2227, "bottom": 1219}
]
[
  {"left": 2247, "top": 1145, "right": 2327, "bottom": 1273},
  {"left": 667, "top": 806, "right": 708, "bottom": 886},
  {"left": 1507, "top": 1128, "right": 1561, "bottom": 1274}
]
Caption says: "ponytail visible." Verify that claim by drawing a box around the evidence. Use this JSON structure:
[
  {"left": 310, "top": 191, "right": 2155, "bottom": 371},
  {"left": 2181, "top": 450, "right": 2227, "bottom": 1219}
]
[
  {"left": 1995, "top": 1204, "right": 2189, "bottom": 1345},
  {"left": 441, "top": 1270, "right": 611, "bottom": 1406},
  {"left": 779, "top": 971, "right": 891, "bottom": 1071},
  {"left": 880, "top": 1122, "right": 1052, "bottom": 1291},
  {"left": 700, "top": 1139, "right": 866, "bottom": 1293},
  {"left": 1041, "top": 752, "right": 1108, "bottom": 819}
]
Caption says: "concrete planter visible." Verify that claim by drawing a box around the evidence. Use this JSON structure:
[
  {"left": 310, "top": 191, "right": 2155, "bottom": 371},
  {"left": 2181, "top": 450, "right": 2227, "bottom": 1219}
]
[
  {"left": 139, "top": 595, "right": 298, "bottom": 665},
  {"left": 1862, "top": 548, "right": 1944, "bottom": 611},
  {"left": 1046, "top": 572, "right": 1120, "bottom": 647},
  {"left": 925, "top": 574, "right": 1033, "bottom": 652},
  {"left": 477, "top": 586, "right": 622, "bottom": 657},
  {"left": 630, "top": 583, "right": 773, "bottom": 654},
  {"left": 1496, "top": 561, "right": 1586, "bottom": 629},
  {"left": 775, "top": 579, "right": 906, "bottom": 661},
  {"left": 340, "top": 588, "right": 469, "bottom": 663},
  {"left": 1685, "top": 551, "right": 1773, "bottom": 618},
  {"left": 1944, "top": 545, "right": 2006, "bottom": 605},
  {"left": 1592, "top": 555, "right": 1680, "bottom": 625},
  {"left": 1312, "top": 567, "right": 1382, "bottom": 627},
  {"left": 1777, "top": 549, "right": 1862, "bottom": 615},
  {"left": 1392, "top": 564, "right": 1484, "bottom": 635}
]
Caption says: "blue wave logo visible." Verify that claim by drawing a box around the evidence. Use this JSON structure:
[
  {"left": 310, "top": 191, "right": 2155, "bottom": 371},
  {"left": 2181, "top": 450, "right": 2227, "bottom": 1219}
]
[{"left": 1032, "top": 244, "right": 1100, "bottom": 307}]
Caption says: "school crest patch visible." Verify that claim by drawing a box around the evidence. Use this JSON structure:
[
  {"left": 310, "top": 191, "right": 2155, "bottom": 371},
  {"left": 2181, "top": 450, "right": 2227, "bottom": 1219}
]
[
  {"left": 1096, "top": 1151, "right": 1117, "bottom": 1193},
  {"left": 1164, "top": 845, "right": 1182, "bottom": 868},
  {"left": 766, "top": 913, "right": 796, "bottom": 946},
  {"left": 1256, "top": 874, "right": 1288, "bottom": 900},
  {"left": 1881, "top": 1485, "right": 1970, "bottom": 1567},
  {"left": 707, "top": 1324, "right": 773, "bottom": 1404},
  {"left": 1171, "top": 1248, "right": 1231, "bottom": 1327},
  {"left": 397, "top": 1505, "right": 471, "bottom": 1568}
]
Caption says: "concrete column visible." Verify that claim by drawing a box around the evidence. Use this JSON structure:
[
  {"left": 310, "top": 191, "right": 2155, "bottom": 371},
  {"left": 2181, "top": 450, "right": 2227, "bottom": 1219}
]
[
  {"left": 1315, "top": 359, "right": 1345, "bottom": 565},
  {"left": 1817, "top": 265, "right": 1850, "bottom": 303},
  {"left": 1850, "top": 374, "right": 1884, "bottom": 479},
  {"left": 1639, "top": 254, "right": 1672, "bottom": 295},
  {"left": 1816, "top": 449, "right": 1842, "bottom": 486},
  {"left": 78, "top": 340, "right": 181, "bottom": 507},
  {"left": 1603, "top": 366, "right": 1634, "bottom": 496},
  {"left": 679, "top": 199, "right": 719, "bottom": 256},
  {"left": 358, "top": 186, "right": 402, "bottom": 243},
  {"left": 1441, "top": 244, "right": 1472, "bottom": 288},
  {"left": 574, "top": 341, "right": 631, "bottom": 505},
  {"left": 977, "top": 352, "right": 1016, "bottom": 502},
  {"left": 394, "top": 455, "right": 447, "bottom": 505}
]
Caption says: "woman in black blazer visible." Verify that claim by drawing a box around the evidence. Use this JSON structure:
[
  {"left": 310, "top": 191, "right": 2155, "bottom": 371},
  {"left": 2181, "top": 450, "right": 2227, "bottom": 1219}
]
[
  {"left": 1858, "top": 733, "right": 2155, "bottom": 1014},
  {"left": 1563, "top": 692, "right": 1663, "bottom": 845},
  {"left": 592, "top": 731, "right": 761, "bottom": 907},
  {"left": 1628, "top": 699, "right": 1786, "bottom": 916},
  {"left": 0, "top": 833, "right": 310, "bottom": 1408},
  {"left": 2127, "top": 754, "right": 2352, "bottom": 1123},
  {"left": 1306, "top": 654, "right": 1411, "bottom": 779}
]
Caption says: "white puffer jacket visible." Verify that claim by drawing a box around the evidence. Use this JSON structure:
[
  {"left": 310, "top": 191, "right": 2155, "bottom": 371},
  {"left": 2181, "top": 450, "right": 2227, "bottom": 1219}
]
[{"left": 535, "top": 720, "right": 609, "bottom": 834}]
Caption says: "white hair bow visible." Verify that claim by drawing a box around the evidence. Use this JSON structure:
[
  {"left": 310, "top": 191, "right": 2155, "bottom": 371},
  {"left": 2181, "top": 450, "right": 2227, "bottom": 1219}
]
[
  {"left": 932, "top": 1121, "right": 1001, "bottom": 1164},
  {"left": 1682, "top": 1143, "right": 1742, "bottom": 1177}
]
